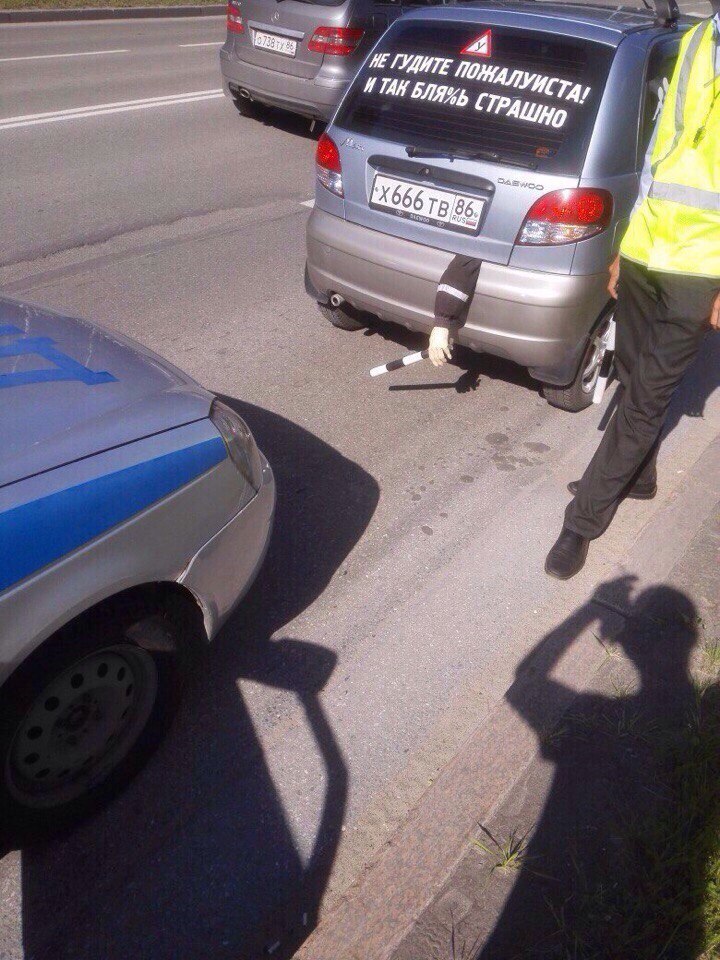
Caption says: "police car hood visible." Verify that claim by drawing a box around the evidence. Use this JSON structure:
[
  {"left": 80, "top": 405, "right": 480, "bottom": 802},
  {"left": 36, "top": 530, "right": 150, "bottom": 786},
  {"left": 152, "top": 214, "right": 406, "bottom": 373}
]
[{"left": 0, "top": 297, "right": 215, "bottom": 489}]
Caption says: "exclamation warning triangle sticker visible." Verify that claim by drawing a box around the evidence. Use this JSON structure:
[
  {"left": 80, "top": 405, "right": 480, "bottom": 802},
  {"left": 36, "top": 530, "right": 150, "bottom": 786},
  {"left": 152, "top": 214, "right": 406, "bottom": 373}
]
[{"left": 461, "top": 30, "right": 492, "bottom": 57}]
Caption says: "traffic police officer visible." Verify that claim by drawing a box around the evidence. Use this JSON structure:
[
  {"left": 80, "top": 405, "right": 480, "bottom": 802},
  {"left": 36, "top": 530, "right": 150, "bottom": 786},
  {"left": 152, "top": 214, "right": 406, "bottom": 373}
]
[{"left": 545, "top": 8, "right": 720, "bottom": 580}]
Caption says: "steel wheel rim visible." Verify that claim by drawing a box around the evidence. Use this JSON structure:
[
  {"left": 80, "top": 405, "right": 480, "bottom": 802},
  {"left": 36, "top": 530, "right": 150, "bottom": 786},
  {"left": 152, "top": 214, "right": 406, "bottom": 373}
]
[{"left": 5, "top": 645, "right": 158, "bottom": 809}]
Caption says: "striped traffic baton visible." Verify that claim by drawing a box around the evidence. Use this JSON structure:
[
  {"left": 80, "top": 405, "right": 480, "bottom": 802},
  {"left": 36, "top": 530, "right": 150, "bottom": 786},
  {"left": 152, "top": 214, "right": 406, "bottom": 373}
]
[{"left": 370, "top": 350, "right": 430, "bottom": 377}]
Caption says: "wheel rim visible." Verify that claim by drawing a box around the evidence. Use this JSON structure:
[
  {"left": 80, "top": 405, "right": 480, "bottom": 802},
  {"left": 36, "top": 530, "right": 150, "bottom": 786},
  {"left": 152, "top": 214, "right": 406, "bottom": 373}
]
[
  {"left": 581, "top": 318, "right": 612, "bottom": 395},
  {"left": 5, "top": 645, "right": 158, "bottom": 809}
]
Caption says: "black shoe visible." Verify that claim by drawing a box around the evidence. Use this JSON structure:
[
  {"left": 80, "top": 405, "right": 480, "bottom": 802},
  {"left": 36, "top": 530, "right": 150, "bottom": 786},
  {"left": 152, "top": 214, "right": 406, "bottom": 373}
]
[
  {"left": 545, "top": 528, "right": 589, "bottom": 580},
  {"left": 567, "top": 479, "right": 657, "bottom": 501}
]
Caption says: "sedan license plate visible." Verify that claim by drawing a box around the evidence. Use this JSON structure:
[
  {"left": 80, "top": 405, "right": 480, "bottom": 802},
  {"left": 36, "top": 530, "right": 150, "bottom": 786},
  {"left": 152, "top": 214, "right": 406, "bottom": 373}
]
[
  {"left": 369, "top": 174, "right": 484, "bottom": 235},
  {"left": 252, "top": 30, "right": 297, "bottom": 57}
]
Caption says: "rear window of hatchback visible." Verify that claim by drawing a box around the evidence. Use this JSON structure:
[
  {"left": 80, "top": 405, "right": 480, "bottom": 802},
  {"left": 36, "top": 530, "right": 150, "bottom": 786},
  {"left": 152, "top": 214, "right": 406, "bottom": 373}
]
[{"left": 334, "top": 19, "right": 616, "bottom": 176}]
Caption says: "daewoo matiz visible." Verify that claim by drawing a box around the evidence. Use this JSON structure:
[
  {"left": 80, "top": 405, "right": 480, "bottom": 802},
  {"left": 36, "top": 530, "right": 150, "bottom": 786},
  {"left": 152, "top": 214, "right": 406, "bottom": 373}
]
[{"left": 306, "top": 1, "right": 696, "bottom": 410}]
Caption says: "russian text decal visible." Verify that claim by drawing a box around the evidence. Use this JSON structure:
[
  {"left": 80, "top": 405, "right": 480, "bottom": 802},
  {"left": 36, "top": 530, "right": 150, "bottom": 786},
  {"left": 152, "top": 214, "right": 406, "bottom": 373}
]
[{"left": 363, "top": 35, "right": 593, "bottom": 134}]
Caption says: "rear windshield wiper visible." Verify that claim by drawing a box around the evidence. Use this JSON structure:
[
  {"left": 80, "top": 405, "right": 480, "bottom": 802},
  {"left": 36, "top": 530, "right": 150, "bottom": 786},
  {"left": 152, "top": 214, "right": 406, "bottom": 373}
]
[{"left": 405, "top": 144, "right": 538, "bottom": 171}]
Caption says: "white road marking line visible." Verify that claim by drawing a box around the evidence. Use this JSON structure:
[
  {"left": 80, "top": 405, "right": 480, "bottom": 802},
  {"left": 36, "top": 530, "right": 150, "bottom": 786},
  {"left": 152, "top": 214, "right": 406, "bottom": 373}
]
[
  {"left": 0, "top": 88, "right": 224, "bottom": 131},
  {"left": 178, "top": 41, "right": 224, "bottom": 47},
  {"left": 0, "top": 48, "right": 129, "bottom": 63},
  {"left": 300, "top": 199, "right": 315, "bottom": 208}
]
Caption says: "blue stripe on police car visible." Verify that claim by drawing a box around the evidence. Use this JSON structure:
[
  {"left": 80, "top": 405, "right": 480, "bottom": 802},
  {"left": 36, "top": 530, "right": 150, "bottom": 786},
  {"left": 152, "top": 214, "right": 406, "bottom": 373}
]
[{"left": 0, "top": 436, "right": 226, "bottom": 593}]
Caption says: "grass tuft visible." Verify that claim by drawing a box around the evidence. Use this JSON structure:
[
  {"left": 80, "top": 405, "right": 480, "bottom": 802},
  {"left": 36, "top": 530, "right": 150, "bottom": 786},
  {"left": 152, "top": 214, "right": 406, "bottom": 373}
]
[{"left": 471, "top": 824, "right": 530, "bottom": 873}]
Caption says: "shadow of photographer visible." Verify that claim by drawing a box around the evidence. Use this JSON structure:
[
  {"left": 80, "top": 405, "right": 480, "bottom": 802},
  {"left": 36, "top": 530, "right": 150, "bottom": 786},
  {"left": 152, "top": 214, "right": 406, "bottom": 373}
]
[
  {"left": 478, "top": 576, "right": 720, "bottom": 960},
  {"left": 20, "top": 399, "right": 379, "bottom": 960}
]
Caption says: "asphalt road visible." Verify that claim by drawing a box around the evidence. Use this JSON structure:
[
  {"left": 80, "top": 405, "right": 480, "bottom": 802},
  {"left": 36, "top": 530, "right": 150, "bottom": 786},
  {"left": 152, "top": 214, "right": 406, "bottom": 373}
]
[
  {"left": 0, "top": 16, "right": 316, "bottom": 268},
  {"left": 0, "top": 9, "right": 716, "bottom": 960}
]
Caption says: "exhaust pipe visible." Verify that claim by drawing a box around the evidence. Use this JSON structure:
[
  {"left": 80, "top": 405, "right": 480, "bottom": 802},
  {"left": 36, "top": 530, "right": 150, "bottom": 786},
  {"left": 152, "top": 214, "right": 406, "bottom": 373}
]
[
  {"left": 238, "top": 88, "right": 252, "bottom": 100},
  {"left": 330, "top": 293, "right": 345, "bottom": 308}
]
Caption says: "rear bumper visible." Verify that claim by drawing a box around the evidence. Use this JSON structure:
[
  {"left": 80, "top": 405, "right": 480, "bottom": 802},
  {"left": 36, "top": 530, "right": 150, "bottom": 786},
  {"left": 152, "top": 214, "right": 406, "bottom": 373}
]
[
  {"left": 179, "top": 453, "right": 275, "bottom": 639},
  {"left": 306, "top": 208, "right": 611, "bottom": 386},
  {"left": 220, "top": 49, "right": 346, "bottom": 120}
]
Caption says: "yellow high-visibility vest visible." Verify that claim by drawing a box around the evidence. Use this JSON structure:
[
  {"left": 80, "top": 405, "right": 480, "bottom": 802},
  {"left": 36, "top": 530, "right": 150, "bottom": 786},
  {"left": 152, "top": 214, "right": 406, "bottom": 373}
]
[{"left": 621, "top": 19, "right": 720, "bottom": 277}]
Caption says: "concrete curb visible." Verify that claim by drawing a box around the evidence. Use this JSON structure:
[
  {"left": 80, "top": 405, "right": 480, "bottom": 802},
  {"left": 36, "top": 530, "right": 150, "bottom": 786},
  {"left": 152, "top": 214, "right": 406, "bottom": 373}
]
[
  {"left": 294, "top": 432, "right": 720, "bottom": 960},
  {"left": 0, "top": 5, "right": 223, "bottom": 23}
]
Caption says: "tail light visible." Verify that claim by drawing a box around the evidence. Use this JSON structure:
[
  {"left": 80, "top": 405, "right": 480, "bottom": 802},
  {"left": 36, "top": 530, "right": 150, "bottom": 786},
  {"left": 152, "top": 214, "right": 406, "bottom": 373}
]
[
  {"left": 308, "top": 26, "right": 364, "bottom": 56},
  {"left": 226, "top": 2, "right": 244, "bottom": 33},
  {"left": 517, "top": 188, "right": 613, "bottom": 246},
  {"left": 316, "top": 132, "right": 343, "bottom": 197}
]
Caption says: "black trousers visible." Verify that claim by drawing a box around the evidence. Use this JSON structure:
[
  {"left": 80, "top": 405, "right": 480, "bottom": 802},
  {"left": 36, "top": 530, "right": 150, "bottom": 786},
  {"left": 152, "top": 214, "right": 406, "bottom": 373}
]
[{"left": 565, "top": 258, "right": 717, "bottom": 540}]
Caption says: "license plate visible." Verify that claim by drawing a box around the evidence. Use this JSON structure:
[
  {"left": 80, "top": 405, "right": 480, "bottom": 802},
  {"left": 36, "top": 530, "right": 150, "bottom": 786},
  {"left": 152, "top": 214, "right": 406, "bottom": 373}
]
[
  {"left": 252, "top": 30, "right": 297, "bottom": 57},
  {"left": 369, "top": 174, "right": 484, "bottom": 235}
]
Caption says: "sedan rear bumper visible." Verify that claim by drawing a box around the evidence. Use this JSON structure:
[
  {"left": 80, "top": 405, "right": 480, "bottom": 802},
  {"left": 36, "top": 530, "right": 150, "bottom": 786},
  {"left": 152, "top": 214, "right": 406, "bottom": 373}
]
[
  {"left": 306, "top": 207, "right": 611, "bottom": 386},
  {"left": 220, "top": 49, "right": 346, "bottom": 120},
  {"left": 180, "top": 453, "right": 275, "bottom": 639}
]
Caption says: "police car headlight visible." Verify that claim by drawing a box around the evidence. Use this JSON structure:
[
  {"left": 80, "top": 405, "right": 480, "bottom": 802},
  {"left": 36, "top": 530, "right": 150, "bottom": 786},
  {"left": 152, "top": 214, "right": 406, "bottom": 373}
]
[{"left": 210, "top": 400, "right": 263, "bottom": 492}]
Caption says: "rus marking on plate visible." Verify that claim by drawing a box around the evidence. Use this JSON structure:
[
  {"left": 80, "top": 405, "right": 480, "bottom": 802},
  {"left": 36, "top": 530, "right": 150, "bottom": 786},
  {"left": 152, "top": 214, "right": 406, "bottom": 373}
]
[{"left": 0, "top": 325, "right": 116, "bottom": 389}]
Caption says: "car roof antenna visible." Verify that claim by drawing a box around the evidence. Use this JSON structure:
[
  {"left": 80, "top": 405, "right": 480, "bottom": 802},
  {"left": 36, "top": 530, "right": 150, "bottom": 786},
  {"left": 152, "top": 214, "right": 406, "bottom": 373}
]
[{"left": 653, "top": 0, "right": 679, "bottom": 27}]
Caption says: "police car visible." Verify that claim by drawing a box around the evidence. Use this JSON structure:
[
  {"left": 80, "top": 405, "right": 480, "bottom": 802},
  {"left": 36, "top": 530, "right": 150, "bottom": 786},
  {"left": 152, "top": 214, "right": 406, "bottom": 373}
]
[{"left": 0, "top": 297, "right": 275, "bottom": 834}]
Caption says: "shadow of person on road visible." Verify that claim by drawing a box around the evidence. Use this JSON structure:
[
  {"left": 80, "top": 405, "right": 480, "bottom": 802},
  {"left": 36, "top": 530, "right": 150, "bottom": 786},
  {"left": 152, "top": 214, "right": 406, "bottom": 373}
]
[
  {"left": 20, "top": 400, "right": 379, "bottom": 960},
  {"left": 477, "top": 576, "right": 720, "bottom": 960}
]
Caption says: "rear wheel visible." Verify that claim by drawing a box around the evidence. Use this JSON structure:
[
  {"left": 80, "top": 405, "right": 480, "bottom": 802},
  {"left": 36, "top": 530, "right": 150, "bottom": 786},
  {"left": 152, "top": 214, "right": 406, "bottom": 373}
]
[
  {"left": 319, "top": 302, "right": 368, "bottom": 332},
  {"left": 542, "top": 315, "right": 613, "bottom": 413},
  {"left": 0, "top": 600, "right": 190, "bottom": 840}
]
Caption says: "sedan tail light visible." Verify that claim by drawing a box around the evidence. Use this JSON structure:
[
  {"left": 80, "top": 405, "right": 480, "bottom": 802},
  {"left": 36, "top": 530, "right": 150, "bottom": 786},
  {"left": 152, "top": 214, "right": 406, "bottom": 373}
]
[
  {"left": 308, "top": 26, "right": 364, "bottom": 56},
  {"left": 517, "top": 188, "right": 613, "bottom": 246},
  {"left": 226, "top": 2, "right": 244, "bottom": 33},
  {"left": 316, "top": 132, "right": 343, "bottom": 197}
]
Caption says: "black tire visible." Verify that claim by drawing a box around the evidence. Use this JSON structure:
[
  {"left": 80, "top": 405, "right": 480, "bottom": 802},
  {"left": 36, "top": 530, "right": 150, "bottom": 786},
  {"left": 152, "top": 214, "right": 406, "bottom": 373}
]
[
  {"left": 319, "top": 302, "right": 368, "bottom": 332},
  {"left": 232, "top": 95, "right": 267, "bottom": 120},
  {"left": 0, "top": 598, "right": 191, "bottom": 841},
  {"left": 542, "top": 315, "right": 614, "bottom": 413}
]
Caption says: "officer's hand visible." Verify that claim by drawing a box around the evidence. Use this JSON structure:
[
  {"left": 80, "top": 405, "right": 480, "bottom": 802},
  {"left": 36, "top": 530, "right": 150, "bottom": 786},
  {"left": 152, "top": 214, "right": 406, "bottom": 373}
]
[
  {"left": 607, "top": 255, "right": 620, "bottom": 299},
  {"left": 429, "top": 326, "right": 452, "bottom": 367},
  {"left": 710, "top": 292, "right": 720, "bottom": 330}
]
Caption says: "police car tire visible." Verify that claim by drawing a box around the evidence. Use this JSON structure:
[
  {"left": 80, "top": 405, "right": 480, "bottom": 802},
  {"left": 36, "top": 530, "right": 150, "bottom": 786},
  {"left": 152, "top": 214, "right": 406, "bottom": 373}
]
[
  {"left": 319, "top": 303, "right": 367, "bottom": 332},
  {"left": 0, "top": 599, "right": 191, "bottom": 840}
]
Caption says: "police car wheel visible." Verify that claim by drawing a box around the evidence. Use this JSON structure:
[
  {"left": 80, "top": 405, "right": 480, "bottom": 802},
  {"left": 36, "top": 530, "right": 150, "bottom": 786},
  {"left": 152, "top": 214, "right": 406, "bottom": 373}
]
[
  {"left": 0, "top": 603, "right": 189, "bottom": 838},
  {"left": 542, "top": 318, "right": 612, "bottom": 413},
  {"left": 319, "top": 302, "right": 367, "bottom": 332}
]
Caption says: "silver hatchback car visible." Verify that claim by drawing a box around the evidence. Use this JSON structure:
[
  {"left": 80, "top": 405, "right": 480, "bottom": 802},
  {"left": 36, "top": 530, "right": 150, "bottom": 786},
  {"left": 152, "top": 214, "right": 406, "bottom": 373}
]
[{"left": 306, "top": 2, "right": 693, "bottom": 410}]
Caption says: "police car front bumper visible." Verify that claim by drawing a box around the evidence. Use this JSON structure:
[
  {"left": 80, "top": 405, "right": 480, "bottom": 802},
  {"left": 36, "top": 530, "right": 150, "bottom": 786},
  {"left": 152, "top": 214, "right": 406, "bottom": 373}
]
[
  {"left": 179, "top": 453, "right": 275, "bottom": 639},
  {"left": 306, "top": 208, "right": 610, "bottom": 387}
]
